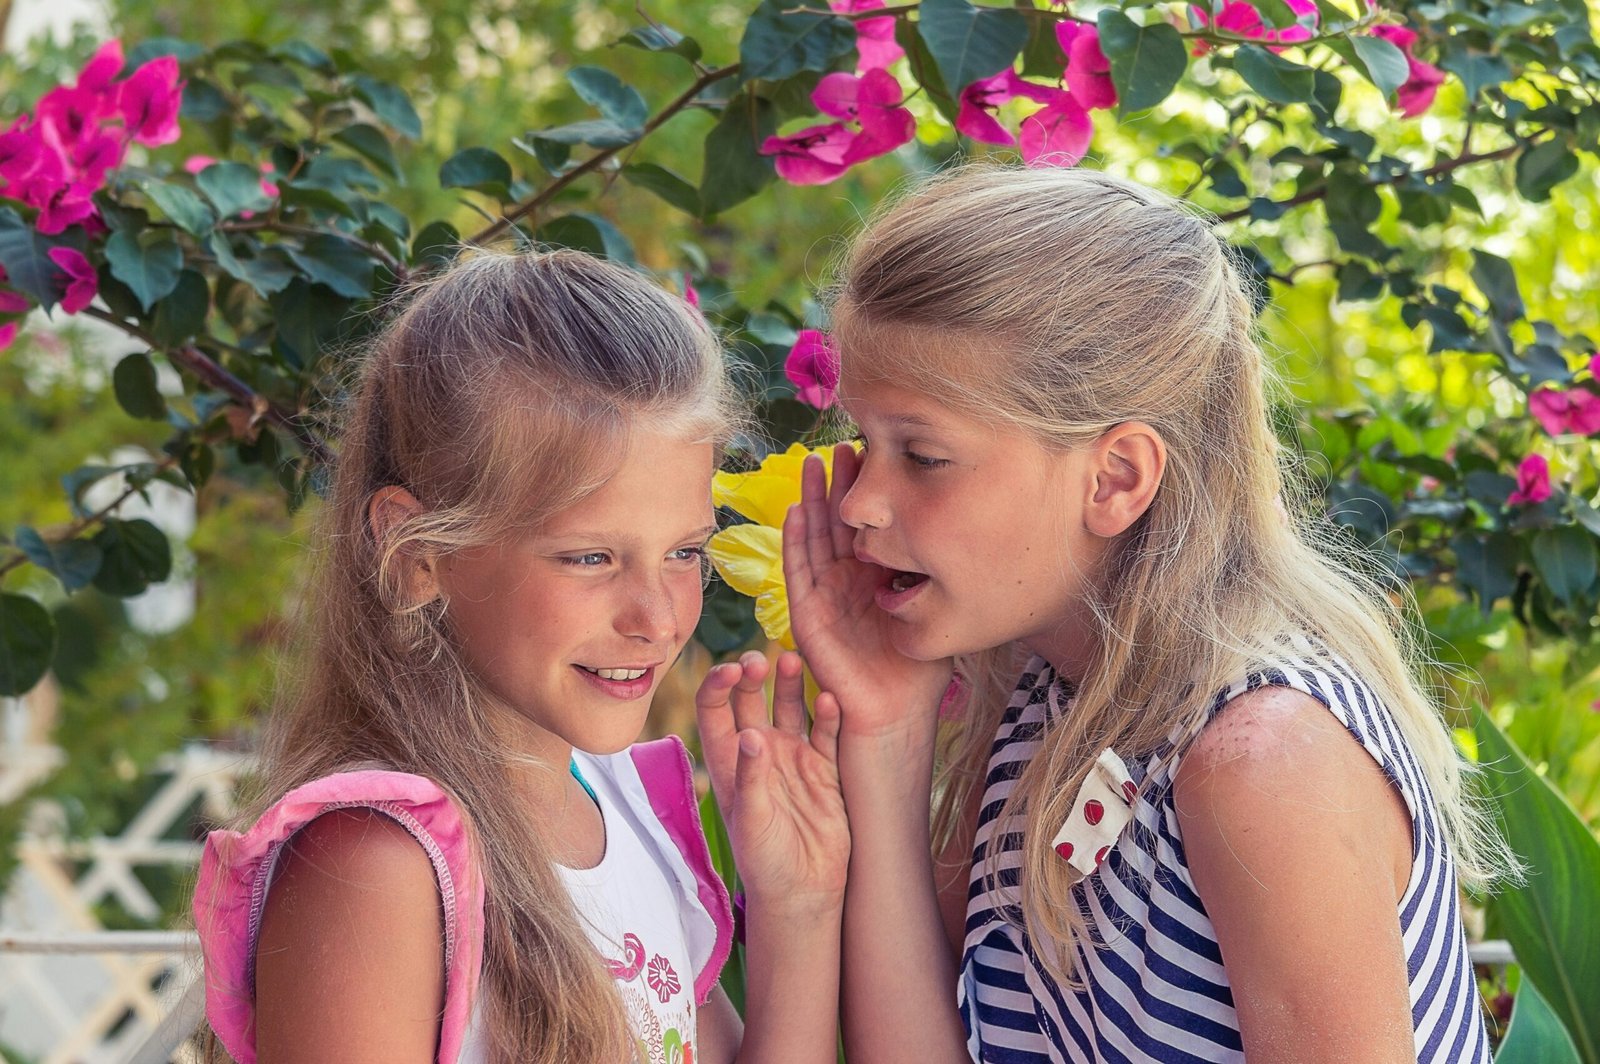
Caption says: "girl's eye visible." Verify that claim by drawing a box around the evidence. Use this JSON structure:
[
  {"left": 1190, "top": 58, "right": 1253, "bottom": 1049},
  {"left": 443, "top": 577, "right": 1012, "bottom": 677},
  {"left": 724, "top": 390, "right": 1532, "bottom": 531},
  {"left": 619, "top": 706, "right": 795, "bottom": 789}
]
[
  {"left": 905, "top": 449, "right": 950, "bottom": 470},
  {"left": 562, "top": 552, "right": 611, "bottom": 567},
  {"left": 669, "top": 545, "right": 707, "bottom": 564}
]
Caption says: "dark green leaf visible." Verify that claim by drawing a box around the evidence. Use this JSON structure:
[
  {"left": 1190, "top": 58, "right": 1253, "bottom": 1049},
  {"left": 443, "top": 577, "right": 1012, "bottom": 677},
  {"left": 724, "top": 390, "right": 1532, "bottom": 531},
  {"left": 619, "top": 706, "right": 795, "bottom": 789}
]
[
  {"left": 1516, "top": 140, "right": 1580, "bottom": 202},
  {"left": 284, "top": 235, "right": 376, "bottom": 300},
  {"left": 622, "top": 163, "right": 701, "bottom": 215},
  {"left": 1097, "top": 10, "right": 1188, "bottom": 114},
  {"left": 1234, "top": 44, "right": 1316, "bottom": 104},
  {"left": 1439, "top": 48, "right": 1511, "bottom": 101},
  {"left": 738, "top": 0, "right": 856, "bottom": 84},
  {"left": 517, "top": 119, "right": 639, "bottom": 151},
  {"left": 568, "top": 66, "right": 649, "bottom": 130},
  {"left": 917, "top": 0, "right": 1029, "bottom": 94},
  {"left": 143, "top": 181, "right": 216, "bottom": 237},
  {"left": 1505, "top": 342, "right": 1573, "bottom": 387},
  {"left": 1452, "top": 531, "right": 1518, "bottom": 611},
  {"left": 91, "top": 518, "right": 172, "bottom": 597},
  {"left": 104, "top": 230, "right": 183, "bottom": 311},
  {"left": 616, "top": 24, "right": 703, "bottom": 64},
  {"left": 0, "top": 206, "right": 69, "bottom": 309},
  {"left": 699, "top": 92, "right": 779, "bottom": 218},
  {"left": 126, "top": 38, "right": 203, "bottom": 65},
  {"left": 333, "top": 123, "right": 401, "bottom": 179},
  {"left": 1532, "top": 526, "right": 1598, "bottom": 604},
  {"left": 179, "top": 442, "right": 215, "bottom": 490},
  {"left": 536, "top": 212, "right": 636, "bottom": 264},
  {"left": 270, "top": 278, "right": 352, "bottom": 367},
  {"left": 1475, "top": 709, "right": 1600, "bottom": 1064},
  {"left": 16, "top": 527, "right": 102, "bottom": 592},
  {"left": 1496, "top": 980, "right": 1581, "bottom": 1064},
  {"left": 1472, "top": 250, "right": 1525, "bottom": 322},
  {"left": 274, "top": 39, "right": 335, "bottom": 72},
  {"left": 208, "top": 234, "right": 296, "bottom": 297},
  {"left": 411, "top": 220, "right": 461, "bottom": 269},
  {"left": 196, "top": 161, "right": 275, "bottom": 219},
  {"left": 0, "top": 593, "right": 55, "bottom": 697},
  {"left": 1417, "top": 304, "right": 1476, "bottom": 353},
  {"left": 1309, "top": 69, "right": 1342, "bottom": 120},
  {"left": 151, "top": 270, "right": 210, "bottom": 347},
  {"left": 291, "top": 155, "right": 383, "bottom": 195},
  {"left": 179, "top": 79, "right": 229, "bottom": 122},
  {"left": 1324, "top": 172, "right": 1383, "bottom": 226},
  {"left": 697, "top": 577, "right": 762, "bottom": 654},
  {"left": 1348, "top": 35, "right": 1409, "bottom": 97},
  {"left": 440, "top": 147, "right": 514, "bottom": 198},
  {"left": 351, "top": 74, "right": 422, "bottom": 139},
  {"left": 113, "top": 353, "right": 168, "bottom": 420}
]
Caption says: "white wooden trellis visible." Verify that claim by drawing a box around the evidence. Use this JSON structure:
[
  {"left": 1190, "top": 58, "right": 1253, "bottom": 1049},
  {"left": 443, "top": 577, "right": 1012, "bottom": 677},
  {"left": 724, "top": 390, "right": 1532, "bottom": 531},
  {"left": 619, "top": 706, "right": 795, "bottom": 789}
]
[{"left": 0, "top": 740, "right": 248, "bottom": 1064}]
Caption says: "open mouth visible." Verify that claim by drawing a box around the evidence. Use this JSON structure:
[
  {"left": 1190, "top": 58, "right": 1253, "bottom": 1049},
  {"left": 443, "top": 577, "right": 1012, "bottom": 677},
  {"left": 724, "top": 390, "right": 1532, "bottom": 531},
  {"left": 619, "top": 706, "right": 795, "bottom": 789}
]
[
  {"left": 576, "top": 665, "right": 650, "bottom": 681},
  {"left": 889, "top": 570, "right": 929, "bottom": 593}
]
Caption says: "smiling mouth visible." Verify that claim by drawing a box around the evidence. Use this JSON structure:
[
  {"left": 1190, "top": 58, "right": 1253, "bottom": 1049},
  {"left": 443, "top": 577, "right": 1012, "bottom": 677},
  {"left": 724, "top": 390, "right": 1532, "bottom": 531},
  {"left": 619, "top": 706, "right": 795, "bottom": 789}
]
[{"left": 576, "top": 665, "right": 651, "bottom": 681}]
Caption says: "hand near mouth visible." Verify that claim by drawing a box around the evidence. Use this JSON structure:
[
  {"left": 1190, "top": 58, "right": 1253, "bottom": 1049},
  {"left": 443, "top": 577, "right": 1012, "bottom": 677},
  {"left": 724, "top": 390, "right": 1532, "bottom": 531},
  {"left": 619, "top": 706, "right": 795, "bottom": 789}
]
[{"left": 784, "top": 445, "right": 953, "bottom": 743}]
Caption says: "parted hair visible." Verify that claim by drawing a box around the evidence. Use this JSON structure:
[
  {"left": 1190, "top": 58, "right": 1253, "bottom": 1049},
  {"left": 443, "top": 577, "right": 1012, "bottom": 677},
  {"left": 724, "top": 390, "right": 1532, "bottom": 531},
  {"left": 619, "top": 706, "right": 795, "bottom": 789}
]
[
  {"left": 228, "top": 248, "right": 738, "bottom": 1062},
  {"left": 830, "top": 163, "right": 1514, "bottom": 981}
]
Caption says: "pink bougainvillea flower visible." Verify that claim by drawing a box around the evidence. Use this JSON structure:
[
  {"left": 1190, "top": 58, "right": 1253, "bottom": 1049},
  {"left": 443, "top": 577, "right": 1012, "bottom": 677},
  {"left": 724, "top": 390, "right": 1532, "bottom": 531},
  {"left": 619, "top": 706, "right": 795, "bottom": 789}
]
[
  {"left": 956, "top": 71, "right": 1020, "bottom": 145},
  {"left": 117, "top": 56, "right": 183, "bottom": 147},
  {"left": 1529, "top": 386, "right": 1600, "bottom": 437},
  {"left": 1056, "top": 23, "right": 1118, "bottom": 111},
  {"left": 786, "top": 328, "right": 841, "bottom": 409},
  {"left": 1191, "top": 0, "right": 1317, "bottom": 52},
  {"left": 75, "top": 39, "right": 125, "bottom": 94},
  {"left": 1507, "top": 453, "right": 1552, "bottom": 506},
  {"left": 183, "top": 154, "right": 217, "bottom": 174},
  {"left": 1371, "top": 24, "right": 1446, "bottom": 117},
  {"left": 0, "top": 322, "right": 18, "bottom": 349},
  {"left": 0, "top": 289, "right": 29, "bottom": 314},
  {"left": 831, "top": 0, "right": 905, "bottom": 71},
  {"left": 1589, "top": 351, "right": 1600, "bottom": 377},
  {"left": 0, "top": 122, "right": 44, "bottom": 183},
  {"left": 760, "top": 121, "right": 854, "bottom": 185},
  {"left": 31, "top": 180, "right": 99, "bottom": 234},
  {"left": 48, "top": 247, "right": 97, "bottom": 314},
  {"left": 1019, "top": 88, "right": 1093, "bottom": 167},
  {"left": 34, "top": 85, "right": 107, "bottom": 156},
  {"left": 682, "top": 274, "right": 700, "bottom": 309}
]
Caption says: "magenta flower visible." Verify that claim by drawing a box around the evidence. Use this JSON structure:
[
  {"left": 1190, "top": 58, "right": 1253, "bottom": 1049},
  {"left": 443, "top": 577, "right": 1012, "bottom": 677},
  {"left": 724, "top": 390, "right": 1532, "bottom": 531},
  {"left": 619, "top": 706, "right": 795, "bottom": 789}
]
[
  {"left": 760, "top": 121, "right": 854, "bottom": 185},
  {"left": 0, "top": 322, "right": 18, "bottom": 349},
  {"left": 645, "top": 954, "right": 681, "bottom": 1003},
  {"left": 30, "top": 177, "right": 99, "bottom": 234},
  {"left": 117, "top": 56, "right": 183, "bottom": 147},
  {"left": 762, "top": 68, "right": 914, "bottom": 184},
  {"left": 786, "top": 328, "right": 841, "bottom": 409},
  {"left": 831, "top": 0, "right": 905, "bottom": 71},
  {"left": 0, "top": 289, "right": 29, "bottom": 316},
  {"left": 957, "top": 71, "right": 1021, "bottom": 145},
  {"left": 1529, "top": 386, "right": 1600, "bottom": 438},
  {"left": 48, "top": 247, "right": 97, "bottom": 314},
  {"left": 1191, "top": 0, "right": 1317, "bottom": 52},
  {"left": 1370, "top": 25, "right": 1446, "bottom": 117},
  {"left": 0, "top": 122, "right": 44, "bottom": 183},
  {"left": 682, "top": 274, "right": 700, "bottom": 309},
  {"left": 75, "top": 40, "right": 125, "bottom": 94},
  {"left": 1507, "top": 454, "right": 1552, "bottom": 506},
  {"left": 1056, "top": 24, "right": 1117, "bottom": 111},
  {"left": 1019, "top": 89, "right": 1093, "bottom": 167}
]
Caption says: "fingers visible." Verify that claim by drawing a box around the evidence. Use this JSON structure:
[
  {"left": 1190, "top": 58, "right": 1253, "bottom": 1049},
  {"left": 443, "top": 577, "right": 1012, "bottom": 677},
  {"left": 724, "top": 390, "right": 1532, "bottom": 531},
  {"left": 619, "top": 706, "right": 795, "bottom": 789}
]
[
  {"left": 828, "top": 444, "right": 859, "bottom": 559},
  {"left": 734, "top": 728, "right": 772, "bottom": 831},
  {"left": 729, "top": 650, "right": 771, "bottom": 733},
  {"left": 810, "top": 690, "right": 842, "bottom": 768},
  {"left": 694, "top": 662, "right": 743, "bottom": 800},
  {"left": 771, "top": 651, "right": 807, "bottom": 734},
  {"left": 801, "top": 454, "right": 836, "bottom": 575}
]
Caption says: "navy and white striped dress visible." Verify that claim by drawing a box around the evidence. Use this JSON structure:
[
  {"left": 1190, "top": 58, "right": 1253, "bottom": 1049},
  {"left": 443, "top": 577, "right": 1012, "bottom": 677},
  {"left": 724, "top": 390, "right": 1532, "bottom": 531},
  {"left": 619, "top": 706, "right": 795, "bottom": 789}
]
[{"left": 958, "top": 639, "right": 1490, "bottom": 1063}]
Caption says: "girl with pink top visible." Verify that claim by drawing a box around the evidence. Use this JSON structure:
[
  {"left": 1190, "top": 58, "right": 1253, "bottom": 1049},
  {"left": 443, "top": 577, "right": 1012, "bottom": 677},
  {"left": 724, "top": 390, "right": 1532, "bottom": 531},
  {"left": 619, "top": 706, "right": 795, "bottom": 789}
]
[{"left": 192, "top": 249, "right": 848, "bottom": 1064}]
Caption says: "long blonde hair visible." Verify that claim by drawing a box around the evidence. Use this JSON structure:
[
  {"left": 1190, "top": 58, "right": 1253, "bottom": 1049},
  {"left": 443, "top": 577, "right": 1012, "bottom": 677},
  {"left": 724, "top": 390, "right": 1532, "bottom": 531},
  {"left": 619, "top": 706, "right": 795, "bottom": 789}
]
[
  {"left": 234, "top": 249, "right": 739, "bottom": 1062},
  {"left": 830, "top": 164, "right": 1514, "bottom": 977}
]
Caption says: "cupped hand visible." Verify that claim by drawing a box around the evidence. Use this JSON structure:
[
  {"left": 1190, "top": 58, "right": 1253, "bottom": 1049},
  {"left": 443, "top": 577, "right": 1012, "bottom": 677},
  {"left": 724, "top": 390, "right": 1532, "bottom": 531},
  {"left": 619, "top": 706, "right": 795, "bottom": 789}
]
[
  {"left": 784, "top": 445, "right": 953, "bottom": 741},
  {"left": 695, "top": 650, "right": 849, "bottom": 910}
]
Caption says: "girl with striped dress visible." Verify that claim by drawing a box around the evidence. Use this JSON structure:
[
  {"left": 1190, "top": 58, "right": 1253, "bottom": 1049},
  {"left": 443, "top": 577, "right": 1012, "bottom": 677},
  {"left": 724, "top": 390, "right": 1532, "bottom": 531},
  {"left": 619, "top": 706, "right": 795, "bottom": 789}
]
[{"left": 708, "top": 165, "right": 1514, "bottom": 1063}]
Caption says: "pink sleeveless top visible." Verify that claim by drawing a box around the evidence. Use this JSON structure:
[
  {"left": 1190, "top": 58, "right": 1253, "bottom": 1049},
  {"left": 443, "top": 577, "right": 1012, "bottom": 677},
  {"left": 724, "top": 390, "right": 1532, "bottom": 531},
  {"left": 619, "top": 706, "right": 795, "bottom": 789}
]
[{"left": 192, "top": 736, "right": 734, "bottom": 1064}]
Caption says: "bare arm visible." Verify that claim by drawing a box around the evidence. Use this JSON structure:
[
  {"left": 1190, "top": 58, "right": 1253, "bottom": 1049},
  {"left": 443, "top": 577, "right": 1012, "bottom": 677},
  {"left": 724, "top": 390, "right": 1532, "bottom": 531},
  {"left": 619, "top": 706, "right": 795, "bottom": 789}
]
[
  {"left": 254, "top": 809, "right": 445, "bottom": 1064},
  {"left": 1175, "top": 686, "right": 1417, "bottom": 1064}
]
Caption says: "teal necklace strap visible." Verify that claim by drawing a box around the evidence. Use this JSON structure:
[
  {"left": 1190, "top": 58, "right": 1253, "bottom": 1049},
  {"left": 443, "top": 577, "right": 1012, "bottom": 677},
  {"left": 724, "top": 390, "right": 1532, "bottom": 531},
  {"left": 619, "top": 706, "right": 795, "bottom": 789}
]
[{"left": 569, "top": 756, "right": 599, "bottom": 805}]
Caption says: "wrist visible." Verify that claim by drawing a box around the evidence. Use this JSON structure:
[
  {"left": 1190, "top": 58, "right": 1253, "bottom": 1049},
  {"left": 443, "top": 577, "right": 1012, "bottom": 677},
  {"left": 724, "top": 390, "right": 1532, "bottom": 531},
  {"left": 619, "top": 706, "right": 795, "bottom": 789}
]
[{"left": 741, "top": 885, "right": 844, "bottom": 921}]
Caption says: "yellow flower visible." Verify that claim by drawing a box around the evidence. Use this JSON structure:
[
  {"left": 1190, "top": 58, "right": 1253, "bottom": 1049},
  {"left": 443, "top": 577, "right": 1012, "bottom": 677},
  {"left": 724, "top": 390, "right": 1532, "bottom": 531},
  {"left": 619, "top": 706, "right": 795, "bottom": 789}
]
[{"left": 707, "top": 443, "right": 853, "bottom": 649}]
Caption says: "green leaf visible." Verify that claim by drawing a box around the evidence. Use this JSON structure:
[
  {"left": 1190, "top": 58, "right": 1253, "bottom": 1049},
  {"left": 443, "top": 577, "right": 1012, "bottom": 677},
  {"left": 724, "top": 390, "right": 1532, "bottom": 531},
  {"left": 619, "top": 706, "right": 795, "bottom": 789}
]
[
  {"left": 622, "top": 163, "right": 701, "bottom": 216},
  {"left": 143, "top": 180, "right": 217, "bottom": 237},
  {"left": 1531, "top": 526, "right": 1598, "bottom": 605},
  {"left": 196, "top": 161, "right": 275, "bottom": 219},
  {"left": 1439, "top": 47, "right": 1511, "bottom": 101},
  {"left": 1516, "top": 141, "right": 1579, "bottom": 203},
  {"left": 0, "top": 593, "right": 55, "bottom": 697},
  {"left": 516, "top": 119, "right": 639, "bottom": 152},
  {"left": 91, "top": 518, "right": 172, "bottom": 597},
  {"left": 1496, "top": 979, "right": 1582, "bottom": 1064},
  {"left": 1452, "top": 531, "right": 1518, "bottom": 612},
  {"left": 284, "top": 235, "right": 376, "bottom": 299},
  {"left": 270, "top": 278, "right": 353, "bottom": 367},
  {"left": 568, "top": 66, "right": 649, "bottom": 130},
  {"left": 274, "top": 39, "right": 336, "bottom": 73},
  {"left": 351, "top": 74, "right": 422, "bottom": 139},
  {"left": 151, "top": 269, "right": 210, "bottom": 347},
  {"left": 697, "top": 577, "right": 761, "bottom": 654},
  {"left": 1097, "top": 10, "right": 1188, "bottom": 114},
  {"left": 1348, "top": 35, "right": 1410, "bottom": 98},
  {"left": 616, "top": 24, "right": 703, "bottom": 64},
  {"left": 536, "top": 212, "right": 636, "bottom": 264},
  {"left": 15, "top": 527, "right": 102, "bottom": 592},
  {"left": 699, "top": 92, "right": 779, "bottom": 218},
  {"left": 208, "top": 234, "right": 296, "bottom": 297},
  {"left": 0, "top": 206, "right": 70, "bottom": 310},
  {"left": 1472, "top": 251, "right": 1525, "bottom": 323},
  {"left": 738, "top": 0, "right": 856, "bottom": 84},
  {"left": 291, "top": 155, "right": 383, "bottom": 195},
  {"left": 104, "top": 230, "right": 183, "bottom": 311},
  {"left": 1474, "top": 709, "right": 1600, "bottom": 1064},
  {"left": 411, "top": 220, "right": 461, "bottom": 269},
  {"left": 113, "top": 352, "right": 168, "bottom": 420},
  {"left": 440, "top": 147, "right": 514, "bottom": 198},
  {"left": 1234, "top": 44, "right": 1316, "bottom": 104},
  {"left": 333, "top": 123, "right": 401, "bottom": 179},
  {"left": 917, "top": 0, "right": 1028, "bottom": 95}
]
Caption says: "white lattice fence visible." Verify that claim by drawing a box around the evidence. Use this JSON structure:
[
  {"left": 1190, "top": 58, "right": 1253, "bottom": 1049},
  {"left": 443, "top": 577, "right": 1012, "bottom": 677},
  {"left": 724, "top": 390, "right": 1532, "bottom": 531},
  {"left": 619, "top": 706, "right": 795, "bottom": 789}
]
[{"left": 0, "top": 744, "right": 246, "bottom": 1064}]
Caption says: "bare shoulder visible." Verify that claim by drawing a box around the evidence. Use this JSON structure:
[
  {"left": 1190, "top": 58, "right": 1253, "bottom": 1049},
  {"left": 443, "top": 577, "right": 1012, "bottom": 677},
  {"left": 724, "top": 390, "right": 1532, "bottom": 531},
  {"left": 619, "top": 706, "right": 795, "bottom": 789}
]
[{"left": 254, "top": 807, "right": 446, "bottom": 1064}]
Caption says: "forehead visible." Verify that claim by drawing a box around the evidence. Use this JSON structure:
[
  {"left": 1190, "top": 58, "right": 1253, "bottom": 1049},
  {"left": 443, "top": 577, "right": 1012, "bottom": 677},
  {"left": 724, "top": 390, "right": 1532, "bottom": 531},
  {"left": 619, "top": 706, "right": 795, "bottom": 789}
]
[
  {"left": 539, "top": 430, "right": 715, "bottom": 534},
  {"left": 837, "top": 371, "right": 977, "bottom": 436}
]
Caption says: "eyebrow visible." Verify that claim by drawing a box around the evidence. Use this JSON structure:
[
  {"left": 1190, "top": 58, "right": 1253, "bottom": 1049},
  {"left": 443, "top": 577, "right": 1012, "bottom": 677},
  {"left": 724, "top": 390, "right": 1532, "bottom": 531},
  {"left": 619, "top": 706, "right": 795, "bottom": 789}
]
[{"left": 546, "top": 523, "right": 719, "bottom": 544}]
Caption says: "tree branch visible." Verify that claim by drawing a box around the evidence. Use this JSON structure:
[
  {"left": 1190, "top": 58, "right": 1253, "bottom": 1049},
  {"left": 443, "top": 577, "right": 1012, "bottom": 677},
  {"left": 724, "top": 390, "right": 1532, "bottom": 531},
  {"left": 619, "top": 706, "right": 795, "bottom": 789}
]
[
  {"left": 465, "top": 63, "right": 741, "bottom": 247},
  {"left": 0, "top": 453, "right": 182, "bottom": 579}
]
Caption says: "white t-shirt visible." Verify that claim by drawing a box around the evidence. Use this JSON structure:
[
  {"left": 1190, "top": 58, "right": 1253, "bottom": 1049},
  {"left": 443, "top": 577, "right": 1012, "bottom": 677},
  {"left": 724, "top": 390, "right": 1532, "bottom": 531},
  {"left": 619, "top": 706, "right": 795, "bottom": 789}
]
[{"left": 458, "top": 749, "right": 712, "bottom": 1062}]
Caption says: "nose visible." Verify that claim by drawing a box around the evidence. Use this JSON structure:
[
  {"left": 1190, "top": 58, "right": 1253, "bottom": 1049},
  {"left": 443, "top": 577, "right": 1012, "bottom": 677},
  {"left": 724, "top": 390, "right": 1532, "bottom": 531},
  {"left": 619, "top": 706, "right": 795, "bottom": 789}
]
[
  {"left": 615, "top": 573, "right": 678, "bottom": 645},
  {"left": 838, "top": 455, "right": 889, "bottom": 531}
]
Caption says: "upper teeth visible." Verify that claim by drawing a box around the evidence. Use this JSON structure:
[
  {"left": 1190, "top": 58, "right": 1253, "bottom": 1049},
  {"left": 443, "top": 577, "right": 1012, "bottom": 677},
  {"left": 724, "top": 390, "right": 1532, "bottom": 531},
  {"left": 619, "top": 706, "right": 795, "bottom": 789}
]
[{"left": 584, "top": 667, "right": 647, "bottom": 680}]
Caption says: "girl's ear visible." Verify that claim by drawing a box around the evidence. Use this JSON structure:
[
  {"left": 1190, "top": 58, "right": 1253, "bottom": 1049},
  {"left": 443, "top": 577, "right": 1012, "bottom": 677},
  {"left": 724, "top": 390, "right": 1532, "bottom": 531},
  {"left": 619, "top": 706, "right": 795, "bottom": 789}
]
[
  {"left": 1084, "top": 422, "right": 1166, "bottom": 538},
  {"left": 367, "top": 486, "right": 441, "bottom": 604}
]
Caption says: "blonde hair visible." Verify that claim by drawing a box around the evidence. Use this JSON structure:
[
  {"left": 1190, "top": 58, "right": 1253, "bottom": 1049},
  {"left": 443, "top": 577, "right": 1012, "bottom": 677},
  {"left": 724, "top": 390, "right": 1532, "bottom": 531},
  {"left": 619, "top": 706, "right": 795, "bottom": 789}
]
[
  {"left": 830, "top": 164, "right": 1513, "bottom": 979},
  {"left": 231, "top": 249, "right": 739, "bottom": 1063}
]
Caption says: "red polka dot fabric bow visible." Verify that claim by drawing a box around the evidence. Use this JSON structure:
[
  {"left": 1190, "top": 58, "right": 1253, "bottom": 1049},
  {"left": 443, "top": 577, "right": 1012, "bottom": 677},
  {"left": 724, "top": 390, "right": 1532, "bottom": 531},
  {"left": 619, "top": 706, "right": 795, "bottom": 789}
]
[{"left": 1050, "top": 748, "right": 1137, "bottom": 877}]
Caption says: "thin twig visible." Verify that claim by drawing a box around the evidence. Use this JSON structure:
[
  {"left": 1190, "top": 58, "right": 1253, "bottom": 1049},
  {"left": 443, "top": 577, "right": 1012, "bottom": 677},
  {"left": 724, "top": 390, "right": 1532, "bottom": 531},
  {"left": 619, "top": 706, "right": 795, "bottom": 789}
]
[{"left": 0, "top": 453, "right": 182, "bottom": 580}]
